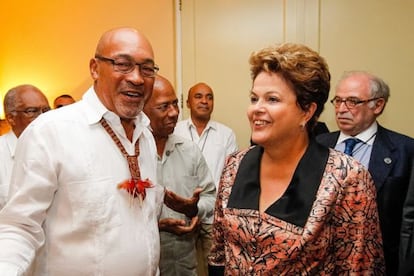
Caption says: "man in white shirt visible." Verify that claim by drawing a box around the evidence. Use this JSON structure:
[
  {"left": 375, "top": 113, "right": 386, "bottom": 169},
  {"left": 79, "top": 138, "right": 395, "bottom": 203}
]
[
  {"left": 0, "top": 27, "right": 198, "bottom": 276},
  {"left": 174, "top": 82, "right": 238, "bottom": 275},
  {"left": 144, "top": 75, "right": 216, "bottom": 275},
  {"left": 0, "top": 84, "right": 50, "bottom": 209}
]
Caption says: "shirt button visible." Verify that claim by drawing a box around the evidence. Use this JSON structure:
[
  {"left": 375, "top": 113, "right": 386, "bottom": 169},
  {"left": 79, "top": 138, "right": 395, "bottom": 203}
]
[
  {"left": 251, "top": 237, "right": 256, "bottom": 243},
  {"left": 248, "top": 266, "right": 254, "bottom": 272}
]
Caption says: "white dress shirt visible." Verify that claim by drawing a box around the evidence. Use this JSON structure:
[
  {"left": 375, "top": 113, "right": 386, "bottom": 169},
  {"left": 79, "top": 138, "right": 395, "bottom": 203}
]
[
  {"left": 0, "top": 131, "right": 17, "bottom": 209},
  {"left": 174, "top": 118, "right": 238, "bottom": 224},
  {"left": 0, "top": 87, "right": 163, "bottom": 276}
]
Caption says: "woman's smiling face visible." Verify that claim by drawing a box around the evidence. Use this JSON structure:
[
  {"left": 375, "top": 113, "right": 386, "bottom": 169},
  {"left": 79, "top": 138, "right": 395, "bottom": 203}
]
[{"left": 248, "top": 71, "right": 308, "bottom": 147}]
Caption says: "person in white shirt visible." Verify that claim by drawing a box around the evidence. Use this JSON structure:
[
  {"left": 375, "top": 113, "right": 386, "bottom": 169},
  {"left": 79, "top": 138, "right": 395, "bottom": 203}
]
[
  {"left": 0, "top": 84, "right": 50, "bottom": 209},
  {"left": 174, "top": 82, "right": 238, "bottom": 276},
  {"left": 144, "top": 75, "right": 216, "bottom": 275},
  {"left": 0, "top": 27, "right": 199, "bottom": 276}
]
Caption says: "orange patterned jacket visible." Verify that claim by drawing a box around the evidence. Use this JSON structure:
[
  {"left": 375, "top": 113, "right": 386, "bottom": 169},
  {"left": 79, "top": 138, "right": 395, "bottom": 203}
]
[{"left": 209, "top": 141, "right": 385, "bottom": 275}]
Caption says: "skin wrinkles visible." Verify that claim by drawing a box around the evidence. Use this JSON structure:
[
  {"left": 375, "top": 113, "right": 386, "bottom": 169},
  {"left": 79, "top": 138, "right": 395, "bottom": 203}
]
[{"left": 89, "top": 28, "right": 156, "bottom": 127}]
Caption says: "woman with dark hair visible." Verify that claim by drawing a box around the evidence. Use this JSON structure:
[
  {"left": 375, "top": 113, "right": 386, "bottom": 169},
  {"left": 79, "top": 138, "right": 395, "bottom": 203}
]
[{"left": 208, "top": 43, "right": 385, "bottom": 275}]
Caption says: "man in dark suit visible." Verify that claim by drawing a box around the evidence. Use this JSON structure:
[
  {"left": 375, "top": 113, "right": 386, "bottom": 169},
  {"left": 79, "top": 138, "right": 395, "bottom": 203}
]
[{"left": 316, "top": 71, "right": 414, "bottom": 276}]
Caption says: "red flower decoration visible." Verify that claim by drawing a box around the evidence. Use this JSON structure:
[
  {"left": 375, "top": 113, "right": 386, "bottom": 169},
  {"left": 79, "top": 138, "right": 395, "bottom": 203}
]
[{"left": 118, "top": 178, "right": 153, "bottom": 200}]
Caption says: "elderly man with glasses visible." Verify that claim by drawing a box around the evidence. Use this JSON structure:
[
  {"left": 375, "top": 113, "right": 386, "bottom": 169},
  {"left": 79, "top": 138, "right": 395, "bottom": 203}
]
[
  {"left": 316, "top": 71, "right": 414, "bottom": 276},
  {"left": 0, "top": 84, "right": 50, "bottom": 209}
]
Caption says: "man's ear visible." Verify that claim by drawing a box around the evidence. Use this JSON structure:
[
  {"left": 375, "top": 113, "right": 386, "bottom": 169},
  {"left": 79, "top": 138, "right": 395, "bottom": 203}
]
[
  {"left": 90, "top": 58, "right": 99, "bottom": 80},
  {"left": 373, "top": 98, "right": 386, "bottom": 115},
  {"left": 5, "top": 113, "right": 15, "bottom": 128}
]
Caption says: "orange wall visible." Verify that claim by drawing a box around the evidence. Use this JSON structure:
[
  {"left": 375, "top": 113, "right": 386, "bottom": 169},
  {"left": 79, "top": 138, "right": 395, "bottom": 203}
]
[{"left": 0, "top": 0, "right": 176, "bottom": 117}]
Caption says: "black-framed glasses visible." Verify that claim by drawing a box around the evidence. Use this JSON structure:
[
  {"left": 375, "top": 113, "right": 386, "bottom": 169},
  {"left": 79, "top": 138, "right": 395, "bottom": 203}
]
[
  {"left": 11, "top": 107, "right": 51, "bottom": 118},
  {"left": 154, "top": 100, "right": 179, "bottom": 112},
  {"left": 330, "top": 96, "right": 381, "bottom": 109},
  {"left": 95, "top": 55, "right": 159, "bottom": 77}
]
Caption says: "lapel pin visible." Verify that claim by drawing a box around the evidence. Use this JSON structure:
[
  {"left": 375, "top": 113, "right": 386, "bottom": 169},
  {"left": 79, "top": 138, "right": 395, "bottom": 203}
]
[{"left": 384, "top": 157, "right": 392, "bottom": 164}]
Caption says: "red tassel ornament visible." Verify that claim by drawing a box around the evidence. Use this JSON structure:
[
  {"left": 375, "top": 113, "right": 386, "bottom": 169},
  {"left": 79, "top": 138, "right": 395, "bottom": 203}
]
[{"left": 118, "top": 178, "right": 153, "bottom": 201}]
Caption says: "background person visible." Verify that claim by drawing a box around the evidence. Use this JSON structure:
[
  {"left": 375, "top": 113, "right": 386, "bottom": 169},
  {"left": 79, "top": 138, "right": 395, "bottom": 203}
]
[
  {"left": 53, "top": 94, "right": 75, "bottom": 109},
  {"left": 174, "top": 82, "right": 238, "bottom": 276},
  {"left": 0, "top": 27, "right": 198, "bottom": 275},
  {"left": 144, "top": 75, "right": 216, "bottom": 275},
  {"left": 208, "top": 43, "right": 385, "bottom": 274},
  {"left": 0, "top": 84, "right": 50, "bottom": 209},
  {"left": 316, "top": 71, "right": 414, "bottom": 275}
]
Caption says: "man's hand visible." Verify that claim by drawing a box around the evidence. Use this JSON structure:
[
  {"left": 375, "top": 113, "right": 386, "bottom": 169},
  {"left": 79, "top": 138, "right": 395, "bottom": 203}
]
[
  {"left": 159, "top": 216, "right": 199, "bottom": 236},
  {"left": 164, "top": 187, "right": 203, "bottom": 218}
]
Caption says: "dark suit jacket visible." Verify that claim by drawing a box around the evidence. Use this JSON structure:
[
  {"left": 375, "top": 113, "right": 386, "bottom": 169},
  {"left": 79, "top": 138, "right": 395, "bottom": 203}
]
[
  {"left": 312, "top": 121, "right": 329, "bottom": 137},
  {"left": 316, "top": 124, "right": 414, "bottom": 276}
]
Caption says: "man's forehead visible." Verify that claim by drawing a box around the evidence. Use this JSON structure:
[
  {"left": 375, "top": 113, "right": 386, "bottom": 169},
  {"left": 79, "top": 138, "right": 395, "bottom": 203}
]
[
  {"left": 337, "top": 78, "right": 370, "bottom": 96},
  {"left": 98, "top": 29, "right": 154, "bottom": 58},
  {"left": 193, "top": 90, "right": 213, "bottom": 96}
]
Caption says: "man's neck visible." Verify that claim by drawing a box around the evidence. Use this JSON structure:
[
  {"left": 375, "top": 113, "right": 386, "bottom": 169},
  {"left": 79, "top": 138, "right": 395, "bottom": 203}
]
[
  {"left": 154, "top": 135, "right": 168, "bottom": 157},
  {"left": 120, "top": 118, "right": 135, "bottom": 142},
  {"left": 191, "top": 116, "right": 210, "bottom": 136}
]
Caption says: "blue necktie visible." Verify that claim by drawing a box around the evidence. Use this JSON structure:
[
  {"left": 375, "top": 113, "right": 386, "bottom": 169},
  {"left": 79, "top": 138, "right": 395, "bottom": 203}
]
[{"left": 344, "top": 138, "right": 359, "bottom": 156}]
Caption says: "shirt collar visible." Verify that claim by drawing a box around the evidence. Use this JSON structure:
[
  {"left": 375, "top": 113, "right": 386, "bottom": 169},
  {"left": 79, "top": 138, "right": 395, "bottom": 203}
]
[
  {"left": 228, "top": 140, "right": 329, "bottom": 227},
  {"left": 156, "top": 134, "right": 185, "bottom": 162},
  {"left": 337, "top": 121, "right": 378, "bottom": 146},
  {"left": 188, "top": 117, "right": 217, "bottom": 131},
  {"left": 4, "top": 131, "right": 18, "bottom": 158}
]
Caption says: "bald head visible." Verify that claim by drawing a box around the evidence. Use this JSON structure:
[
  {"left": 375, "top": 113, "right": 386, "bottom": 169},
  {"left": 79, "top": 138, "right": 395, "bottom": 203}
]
[
  {"left": 54, "top": 94, "right": 75, "bottom": 109},
  {"left": 187, "top": 82, "right": 212, "bottom": 98},
  {"left": 4, "top": 84, "right": 50, "bottom": 137},
  {"left": 95, "top": 27, "right": 154, "bottom": 58},
  {"left": 152, "top": 75, "right": 174, "bottom": 97}
]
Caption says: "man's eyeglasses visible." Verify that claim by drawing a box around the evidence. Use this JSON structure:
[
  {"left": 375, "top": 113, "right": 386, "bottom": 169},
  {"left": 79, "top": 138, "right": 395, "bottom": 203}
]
[
  {"left": 11, "top": 107, "right": 51, "bottom": 118},
  {"left": 95, "top": 55, "right": 159, "bottom": 77},
  {"left": 330, "top": 96, "right": 381, "bottom": 109}
]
